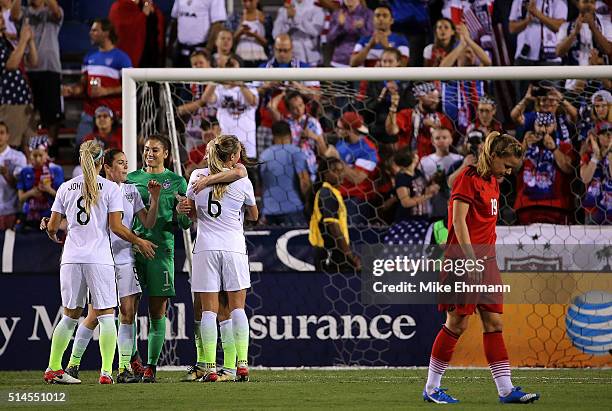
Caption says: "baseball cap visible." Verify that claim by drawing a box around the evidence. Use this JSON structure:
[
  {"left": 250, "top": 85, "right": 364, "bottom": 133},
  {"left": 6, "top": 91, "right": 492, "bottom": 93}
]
[
  {"left": 94, "top": 106, "right": 114, "bottom": 118},
  {"left": 591, "top": 90, "right": 612, "bottom": 105},
  {"left": 338, "top": 112, "right": 369, "bottom": 134}
]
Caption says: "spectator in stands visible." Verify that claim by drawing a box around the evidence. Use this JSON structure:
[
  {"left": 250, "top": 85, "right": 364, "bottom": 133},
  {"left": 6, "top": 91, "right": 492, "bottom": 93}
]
[
  {"left": 579, "top": 90, "right": 612, "bottom": 143},
  {"left": 169, "top": 0, "right": 226, "bottom": 67},
  {"left": 424, "top": 18, "right": 458, "bottom": 67},
  {"left": 0, "top": 16, "right": 38, "bottom": 151},
  {"left": 212, "top": 27, "right": 242, "bottom": 67},
  {"left": 441, "top": 0, "right": 497, "bottom": 60},
  {"left": 260, "top": 120, "right": 310, "bottom": 225},
  {"left": 62, "top": 19, "right": 132, "bottom": 145},
  {"left": 514, "top": 112, "right": 575, "bottom": 224},
  {"left": 509, "top": 0, "right": 567, "bottom": 97},
  {"left": 0, "top": 121, "right": 26, "bottom": 230},
  {"left": 327, "top": 0, "right": 373, "bottom": 67},
  {"left": 226, "top": 0, "right": 271, "bottom": 68},
  {"left": 419, "top": 126, "right": 461, "bottom": 221},
  {"left": 109, "top": 0, "right": 166, "bottom": 68},
  {"left": 11, "top": 0, "right": 62, "bottom": 151},
  {"left": 255, "top": 34, "right": 319, "bottom": 156},
  {"left": 556, "top": 0, "right": 612, "bottom": 66},
  {"left": 391, "top": 147, "right": 438, "bottom": 223},
  {"left": 309, "top": 157, "right": 361, "bottom": 273},
  {"left": 184, "top": 116, "right": 220, "bottom": 178},
  {"left": 364, "top": 47, "right": 414, "bottom": 130},
  {"left": 465, "top": 95, "right": 503, "bottom": 142},
  {"left": 420, "top": 126, "right": 463, "bottom": 179},
  {"left": 82, "top": 106, "right": 122, "bottom": 151},
  {"left": 511, "top": 84, "right": 578, "bottom": 141},
  {"left": 177, "top": 50, "right": 217, "bottom": 151},
  {"left": 272, "top": 0, "right": 325, "bottom": 66},
  {"left": 17, "top": 135, "right": 63, "bottom": 228},
  {"left": 580, "top": 121, "right": 612, "bottom": 224},
  {"left": 436, "top": 24, "right": 491, "bottom": 132},
  {"left": 269, "top": 90, "right": 326, "bottom": 180},
  {"left": 350, "top": 4, "right": 409, "bottom": 67},
  {"left": 202, "top": 57, "right": 258, "bottom": 159},
  {"left": 331, "top": 111, "right": 378, "bottom": 226},
  {"left": 1, "top": 0, "right": 17, "bottom": 44},
  {"left": 386, "top": 82, "right": 454, "bottom": 157}
]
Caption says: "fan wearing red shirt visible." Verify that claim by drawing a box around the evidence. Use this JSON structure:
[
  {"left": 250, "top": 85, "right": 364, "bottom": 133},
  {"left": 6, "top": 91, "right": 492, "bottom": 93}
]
[
  {"left": 386, "top": 82, "right": 454, "bottom": 157},
  {"left": 423, "top": 132, "right": 540, "bottom": 405}
]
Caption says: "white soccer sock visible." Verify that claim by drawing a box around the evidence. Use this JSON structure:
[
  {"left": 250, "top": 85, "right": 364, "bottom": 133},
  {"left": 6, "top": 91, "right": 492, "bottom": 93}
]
[
  {"left": 117, "top": 323, "right": 134, "bottom": 369},
  {"left": 70, "top": 322, "right": 94, "bottom": 366},
  {"left": 230, "top": 309, "right": 249, "bottom": 368},
  {"left": 219, "top": 319, "right": 236, "bottom": 370},
  {"left": 489, "top": 360, "right": 513, "bottom": 397},
  {"left": 425, "top": 357, "right": 448, "bottom": 394}
]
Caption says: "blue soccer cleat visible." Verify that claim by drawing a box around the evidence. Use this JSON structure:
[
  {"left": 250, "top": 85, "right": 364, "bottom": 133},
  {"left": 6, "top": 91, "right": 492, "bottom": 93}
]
[
  {"left": 499, "top": 387, "right": 540, "bottom": 404},
  {"left": 423, "top": 387, "right": 460, "bottom": 404}
]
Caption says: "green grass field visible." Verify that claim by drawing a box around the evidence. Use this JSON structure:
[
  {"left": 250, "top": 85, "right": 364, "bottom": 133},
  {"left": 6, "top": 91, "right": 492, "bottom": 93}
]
[{"left": 1, "top": 369, "right": 611, "bottom": 410}]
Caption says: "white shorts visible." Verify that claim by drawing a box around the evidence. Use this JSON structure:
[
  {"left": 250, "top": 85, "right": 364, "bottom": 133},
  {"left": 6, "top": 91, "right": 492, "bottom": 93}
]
[
  {"left": 115, "top": 263, "right": 142, "bottom": 299},
  {"left": 60, "top": 263, "right": 118, "bottom": 310},
  {"left": 192, "top": 250, "right": 250, "bottom": 292}
]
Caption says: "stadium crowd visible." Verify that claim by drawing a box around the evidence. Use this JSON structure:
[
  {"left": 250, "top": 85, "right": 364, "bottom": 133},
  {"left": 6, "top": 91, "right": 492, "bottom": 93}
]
[{"left": 0, "top": 0, "right": 610, "bottom": 240}]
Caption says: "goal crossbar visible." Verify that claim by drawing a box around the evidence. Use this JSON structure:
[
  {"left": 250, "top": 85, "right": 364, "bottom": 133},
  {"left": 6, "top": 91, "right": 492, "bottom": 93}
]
[{"left": 122, "top": 65, "right": 612, "bottom": 172}]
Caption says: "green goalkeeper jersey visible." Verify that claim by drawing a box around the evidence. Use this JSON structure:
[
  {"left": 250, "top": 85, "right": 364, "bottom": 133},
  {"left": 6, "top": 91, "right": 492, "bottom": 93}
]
[{"left": 127, "top": 168, "right": 192, "bottom": 249}]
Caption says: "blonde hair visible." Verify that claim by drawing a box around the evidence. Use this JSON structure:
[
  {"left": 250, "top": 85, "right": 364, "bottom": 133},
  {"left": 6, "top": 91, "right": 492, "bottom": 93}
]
[
  {"left": 79, "top": 140, "right": 104, "bottom": 213},
  {"left": 207, "top": 134, "right": 255, "bottom": 199},
  {"left": 476, "top": 131, "right": 523, "bottom": 177}
]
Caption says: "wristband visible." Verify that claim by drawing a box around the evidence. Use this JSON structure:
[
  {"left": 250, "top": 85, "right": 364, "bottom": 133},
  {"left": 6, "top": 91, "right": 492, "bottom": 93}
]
[{"left": 591, "top": 156, "right": 599, "bottom": 164}]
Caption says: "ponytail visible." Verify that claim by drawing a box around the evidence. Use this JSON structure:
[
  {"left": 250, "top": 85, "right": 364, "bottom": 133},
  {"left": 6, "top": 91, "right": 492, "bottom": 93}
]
[
  {"left": 476, "top": 131, "right": 523, "bottom": 177},
  {"left": 79, "top": 141, "right": 104, "bottom": 213},
  {"left": 208, "top": 135, "right": 257, "bottom": 200}
]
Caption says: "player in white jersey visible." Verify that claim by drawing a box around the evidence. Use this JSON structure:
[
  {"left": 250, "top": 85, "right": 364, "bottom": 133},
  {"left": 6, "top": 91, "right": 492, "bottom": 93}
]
[
  {"left": 179, "top": 135, "right": 258, "bottom": 382},
  {"left": 54, "top": 149, "right": 161, "bottom": 383},
  {"left": 43, "top": 141, "right": 156, "bottom": 385}
]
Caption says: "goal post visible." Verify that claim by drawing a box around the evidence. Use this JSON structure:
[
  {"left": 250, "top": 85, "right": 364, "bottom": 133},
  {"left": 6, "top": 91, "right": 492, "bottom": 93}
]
[{"left": 122, "top": 65, "right": 612, "bottom": 366}]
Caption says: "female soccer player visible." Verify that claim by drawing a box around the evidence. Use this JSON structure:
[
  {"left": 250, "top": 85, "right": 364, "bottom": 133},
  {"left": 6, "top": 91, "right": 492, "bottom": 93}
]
[
  {"left": 56, "top": 149, "right": 161, "bottom": 383},
  {"left": 126, "top": 135, "right": 192, "bottom": 382},
  {"left": 43, "top": 141, "right": 156, "bottom": 384},
  {"left": 180, "top": 135, "right": 258, "bottom": 382},
  {"left": 422, "top": 132, "right": 540, "bottom": 404}
]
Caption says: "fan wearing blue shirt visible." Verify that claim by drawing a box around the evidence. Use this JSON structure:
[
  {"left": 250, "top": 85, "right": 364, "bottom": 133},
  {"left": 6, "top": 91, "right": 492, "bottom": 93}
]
[{"left": 260, "top": 121, "right": 311, "bottom": 225}]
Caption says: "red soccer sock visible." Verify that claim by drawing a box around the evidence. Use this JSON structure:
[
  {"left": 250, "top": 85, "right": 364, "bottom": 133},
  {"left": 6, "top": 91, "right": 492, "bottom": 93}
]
[
  {"left": 483, "top": 331, "right": 513, "bottom": 397},
  {"left": 425, "top": 326, "right": 460, "bottom": 393}
]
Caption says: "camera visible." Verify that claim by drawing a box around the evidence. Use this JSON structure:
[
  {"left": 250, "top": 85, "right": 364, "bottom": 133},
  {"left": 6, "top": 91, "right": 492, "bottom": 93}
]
[{"left": 520, "top": 43, "right": 531, "bottom": 58}]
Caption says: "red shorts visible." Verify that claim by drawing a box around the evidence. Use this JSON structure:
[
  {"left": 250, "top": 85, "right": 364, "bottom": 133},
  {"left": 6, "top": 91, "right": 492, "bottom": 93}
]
[{"left": 437, "top": 258, "right": 504, "bottom": 315}]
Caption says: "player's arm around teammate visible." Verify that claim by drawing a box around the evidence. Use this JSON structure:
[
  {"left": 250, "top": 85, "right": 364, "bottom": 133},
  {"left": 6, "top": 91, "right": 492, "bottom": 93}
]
[{"left": 182, "top": 135, "right": 258, "bottom": 383}]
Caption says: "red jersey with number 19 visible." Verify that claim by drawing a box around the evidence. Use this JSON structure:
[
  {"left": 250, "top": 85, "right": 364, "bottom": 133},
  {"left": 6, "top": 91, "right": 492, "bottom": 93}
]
[{"left": 447, "top": 165, "right": 498, "bottom": 247}]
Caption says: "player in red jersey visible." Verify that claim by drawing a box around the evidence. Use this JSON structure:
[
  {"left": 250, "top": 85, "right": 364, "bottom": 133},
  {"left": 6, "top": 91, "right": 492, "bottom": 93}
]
[{"left": 423, "top": 132, "right": 540, "bottom": 404}]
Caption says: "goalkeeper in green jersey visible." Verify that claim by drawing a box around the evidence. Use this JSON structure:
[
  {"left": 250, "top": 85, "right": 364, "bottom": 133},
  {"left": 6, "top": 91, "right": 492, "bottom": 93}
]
[{"left": 127, "top": 135, "right": 192, "bottom": 382}]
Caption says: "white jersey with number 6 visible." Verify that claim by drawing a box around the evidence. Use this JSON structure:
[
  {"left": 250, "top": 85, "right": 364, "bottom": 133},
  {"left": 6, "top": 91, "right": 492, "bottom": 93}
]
[
  {"left": 187, "top": 168, "right": 256, "bottom": 254},
  {"left": 51, "top": 175, "right": 124, "bottom": 265}
]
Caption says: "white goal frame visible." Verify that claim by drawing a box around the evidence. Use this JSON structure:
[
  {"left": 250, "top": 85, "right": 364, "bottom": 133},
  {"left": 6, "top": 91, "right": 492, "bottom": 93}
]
[{"left": 122, "top": 65, "right": 612, "bottom": 173}]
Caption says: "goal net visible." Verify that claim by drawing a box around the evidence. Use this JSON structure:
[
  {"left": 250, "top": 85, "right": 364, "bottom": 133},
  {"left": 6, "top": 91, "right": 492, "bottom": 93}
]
[{"left": 124, "top": 66, "right": 612, "bottom": 367}]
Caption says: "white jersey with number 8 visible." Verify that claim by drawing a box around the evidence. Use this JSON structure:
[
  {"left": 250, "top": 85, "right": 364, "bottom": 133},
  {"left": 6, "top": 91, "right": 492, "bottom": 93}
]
[
  {"left": 187, "top": 168, "right": 256, "bottom": 254},
  {"left": 51, "top": 175, "right": 124, "bottom": 265}
]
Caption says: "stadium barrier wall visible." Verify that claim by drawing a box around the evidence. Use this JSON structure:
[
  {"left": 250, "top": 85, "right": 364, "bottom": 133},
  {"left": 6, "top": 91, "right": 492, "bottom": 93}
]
[{"left": 0, "top": 226, "right": 610, "bottom": 369}]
